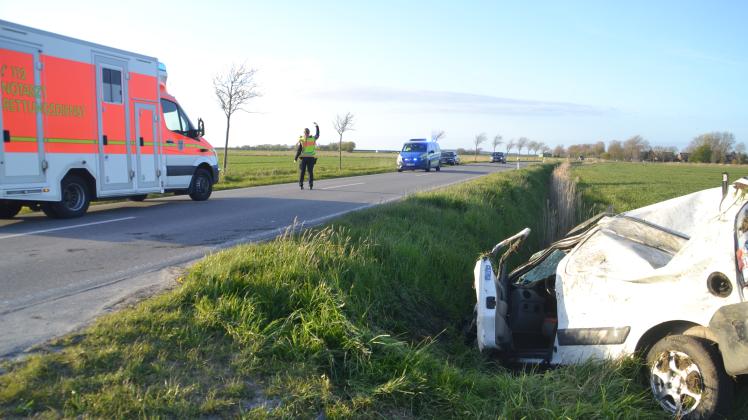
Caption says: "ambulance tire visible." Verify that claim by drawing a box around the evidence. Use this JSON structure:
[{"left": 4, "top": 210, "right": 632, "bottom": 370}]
[
  {"left": 0, "top": 201, "right": 22, "bottom": 219},
  {"left": 189, "top": 168, "right": 213, "bottom": 201},
  {"left": 130, "top": 195, "right": 148, "bottom": 202},
  {"left": 46, "top": 175, "right": 91, "bottom": 219}
]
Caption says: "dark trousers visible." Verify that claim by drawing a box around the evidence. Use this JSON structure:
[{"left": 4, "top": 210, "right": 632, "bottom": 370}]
[{"left": 299, "top": 157, "right": 316, "bottom": 187}]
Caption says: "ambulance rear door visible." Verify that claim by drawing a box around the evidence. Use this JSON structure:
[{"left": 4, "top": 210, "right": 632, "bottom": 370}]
[{"left": 0, "top": 39, "right": 47, "bottom": 185}]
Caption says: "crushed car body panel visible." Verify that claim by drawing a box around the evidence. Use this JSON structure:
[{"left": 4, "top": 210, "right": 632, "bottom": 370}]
[{"left": 475, "top": 182, "right": 748, "bottom": 365}]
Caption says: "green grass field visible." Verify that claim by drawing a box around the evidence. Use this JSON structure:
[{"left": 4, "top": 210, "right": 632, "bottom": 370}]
[
  {"left": 0, "top": 165, "right": 665, "bottom": 418},
  {"left": 214, "top": 149, "right": 547, "bottom": 190},
  {"left": 215, "top": 150, "right": 398, "bottom": 190},
  {"left": 573, "top": 161, "right": 748, "bottom": 215}
]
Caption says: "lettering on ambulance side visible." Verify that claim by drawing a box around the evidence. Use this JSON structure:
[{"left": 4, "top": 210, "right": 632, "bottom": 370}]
[{"left": 1, "top": 60, "right": 86, "bottom": 119}]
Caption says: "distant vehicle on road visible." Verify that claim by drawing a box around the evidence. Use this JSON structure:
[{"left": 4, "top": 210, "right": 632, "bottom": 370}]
[
  {"left": 0, "top": 19, "right": 219, "bottom": 219},
  {"left": 397, "top": 139, "right": 441, "bottom": 172},
  {"left": 490, "top": 152, "right": 506, "bottom": 163},
  {"left": 440, "top": 151, "right": 460, "bottom": 165}
]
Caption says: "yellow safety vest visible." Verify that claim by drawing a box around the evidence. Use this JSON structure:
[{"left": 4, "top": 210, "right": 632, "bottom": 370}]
[{"left": 299, "top": 136, "right": 316, "bottom": 157}]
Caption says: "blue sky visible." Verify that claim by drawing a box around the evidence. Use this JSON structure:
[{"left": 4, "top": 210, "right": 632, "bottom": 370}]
[{"left": 3, "top": 1, "right": 746, "bottom": 151}]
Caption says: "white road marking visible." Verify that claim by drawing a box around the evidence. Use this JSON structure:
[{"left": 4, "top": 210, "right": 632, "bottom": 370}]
[
  {"left": 0, "top": 217, "right": 136, "bottom": 240},
  {"left": 320, "top": 182, "right": 365, "bottom": 190},
  {"left": 414, "top": 173, "right": 430, "bottom": 177}
]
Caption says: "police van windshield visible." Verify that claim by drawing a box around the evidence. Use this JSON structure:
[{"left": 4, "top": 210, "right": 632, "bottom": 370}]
[{"left": 402, "top": 143, "right": 427, "bottom": 152}]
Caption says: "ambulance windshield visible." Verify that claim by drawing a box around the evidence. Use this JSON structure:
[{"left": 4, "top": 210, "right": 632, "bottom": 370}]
[{"left": 161, "top": 99, "right": 195, "bottom": 135}]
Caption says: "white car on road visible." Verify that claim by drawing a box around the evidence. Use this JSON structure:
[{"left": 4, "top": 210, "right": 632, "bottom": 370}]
[{"left": 473, "top": 177, "right": 748, "bottom": 418}]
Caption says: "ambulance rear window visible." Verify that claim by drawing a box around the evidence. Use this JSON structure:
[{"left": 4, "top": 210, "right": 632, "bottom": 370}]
[{"left": 102, "top": 68, "right": 122, "bottom": 103}]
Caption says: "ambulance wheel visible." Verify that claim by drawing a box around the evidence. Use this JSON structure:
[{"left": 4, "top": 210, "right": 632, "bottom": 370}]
[
  {"left": 47, "top": 175, "right": 91, "bottom": 218},
  {"left": 130, "top": 195, "right": 148, "bottom": 202},
  {"left": 189, "top": 168, "right": 213, "bottom": 201},
  {"left": 646, "top": 335, "right": 733, "bottom": 419},
  {"left": 0, "top": 201, "right": 22, "bottom": 219}
]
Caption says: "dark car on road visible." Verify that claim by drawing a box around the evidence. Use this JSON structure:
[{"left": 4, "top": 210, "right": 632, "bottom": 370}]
[
  {"left": 490, "top": 152, "right": 506, "bottom": 163},
  {"left": 440, "top": 151, "right": 460, "bottom": 165}
]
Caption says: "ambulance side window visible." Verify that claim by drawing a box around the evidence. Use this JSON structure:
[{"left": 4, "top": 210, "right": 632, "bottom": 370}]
[
  {"left": 161, "top": 99, "right": 182, "bottom": 132},
  {"left": 102, "top": 68, "right": 122, "bottom": 103}
]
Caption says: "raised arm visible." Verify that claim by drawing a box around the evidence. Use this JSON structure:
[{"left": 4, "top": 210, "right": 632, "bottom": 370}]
[{"left": 314, "top": 122, "right": 320, "bottom": 140}]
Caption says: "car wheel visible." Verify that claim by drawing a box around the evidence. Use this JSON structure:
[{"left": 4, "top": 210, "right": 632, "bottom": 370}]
[
  {"left": 47, "top": 175, "right": 91, "bottom": 218},
  {"left": 130, "top": 194, "right": 148, "bottom": 202},
  {"left": 189, "top": 168, "right": 213, "bottom": 201},
  {"left": 397, "top": 168, "right": 403, "bottom": 172},
  {"left": 436, "top": 164, "right": 441, "bottom": 172},
  {"left": 646, "top": 335, "right": 733, "bottom": 419},
  {"left": 0, "top": 201, "right": 22, "bottom": 219},
  {"left": 425, "top": 162, "right": 431, "bottom": 172}
]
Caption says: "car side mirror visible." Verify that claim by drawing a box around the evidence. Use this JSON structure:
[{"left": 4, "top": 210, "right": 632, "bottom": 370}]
[{"left": 198, "top": 118, "right": 205, "bottom": 137}]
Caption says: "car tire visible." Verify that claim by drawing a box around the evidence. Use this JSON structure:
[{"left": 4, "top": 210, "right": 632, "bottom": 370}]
[
  {"left": 425, "top": 162, "right": 431, "bottom": 172},
  {"left": 46, "top": 175, "right": 91, "bottom": 218},
  {"left": 130, "top": 194, "right": 148, "bottom": 202},
  {"left": 0, "top": 201, "right": 22, "bottom": 219},
  {"left": 436, "top": 164, "right": 441, "bottom": 172},
  {"left": 646, "top": 335, "right": 733, "bottom": 419},
  {"left": 397, "top": 168, "right": 403, "bottom": 172},
  {"left": 189, "top": 168, "right": 213, "bottom": 201}
]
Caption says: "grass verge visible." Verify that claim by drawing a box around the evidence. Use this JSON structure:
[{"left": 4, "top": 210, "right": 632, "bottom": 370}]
[{"left": 0, "top": 165, "right": 662, "bottom": 418}]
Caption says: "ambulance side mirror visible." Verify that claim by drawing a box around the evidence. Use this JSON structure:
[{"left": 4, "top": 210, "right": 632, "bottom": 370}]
[{"left": 198, "top": 118, "right": 205, "bottom": 137}]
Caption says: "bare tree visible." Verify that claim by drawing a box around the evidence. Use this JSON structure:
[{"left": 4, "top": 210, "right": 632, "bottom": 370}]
[
  {"left": 333, "top": 112, "right": 355, "bottom": 169},
  {"left": 623, "top": 135, "right": 649, "bottom": 161},
  {"left": 516, "top": 137, "right": 529, "bottom": 160},
  {"left": 492, "top": 134, "right": 503, "bottom": 153},
  {"left": 474, "top": 133, "right": 487, "bottom": 162},
  {"left": 214, "top": 64, "right": 260, "bottom": 175},
  {"left": 736, "top": 142, "right": 746, "bottom": 164},
  {"left": 506, "top": 140, "right": 516, "bottom": 156},
  {"left": 553, "top": 144, "right": 566, "bottom": 158},
  {"left": 432, "top": 130, "right": 446, "bottom": 142},
  {"left": 528, "top": 140, "right": 539, "bottom": 157}
]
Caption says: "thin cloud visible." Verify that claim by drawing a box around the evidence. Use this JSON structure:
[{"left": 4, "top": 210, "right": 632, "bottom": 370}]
[{"left": 309, "top": 86, "right": 616, "bottom": 117}]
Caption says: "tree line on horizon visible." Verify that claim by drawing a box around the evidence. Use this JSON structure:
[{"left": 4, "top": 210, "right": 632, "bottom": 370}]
[{"left": 551, "top": 131, "right": 745, "bottom": 164}]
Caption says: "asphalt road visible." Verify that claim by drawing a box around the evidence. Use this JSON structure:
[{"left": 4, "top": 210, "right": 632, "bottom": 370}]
[{"left": 0, "top": 162, "right": 521, "bottom": 357}]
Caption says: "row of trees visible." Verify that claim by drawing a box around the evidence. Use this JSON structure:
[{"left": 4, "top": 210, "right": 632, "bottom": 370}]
[{"left": 555, "top": 132, "right": 744, "bottom": 163}]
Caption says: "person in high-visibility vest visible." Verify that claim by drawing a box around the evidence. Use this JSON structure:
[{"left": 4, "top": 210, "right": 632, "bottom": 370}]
[{"left": 294, "top": 122, "right": 319, "bottom": 190}]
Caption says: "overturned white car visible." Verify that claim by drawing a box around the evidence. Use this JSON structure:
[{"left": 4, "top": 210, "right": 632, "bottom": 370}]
[{"left": 474, "top": 177, "right": 748, "bottom": 418}]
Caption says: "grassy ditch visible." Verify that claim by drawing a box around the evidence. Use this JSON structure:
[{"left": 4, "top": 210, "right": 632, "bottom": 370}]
[{"left": 0, "top": 165, "right": 661, "bottom": 418}]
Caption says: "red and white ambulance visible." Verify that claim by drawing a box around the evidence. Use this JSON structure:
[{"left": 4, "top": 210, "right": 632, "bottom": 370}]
[{"left": 0, "top": 19, "right": 219, "bottom": 219}]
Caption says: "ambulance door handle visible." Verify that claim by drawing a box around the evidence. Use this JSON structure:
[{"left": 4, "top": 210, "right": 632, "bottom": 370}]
[
  {"left": 166, "top": 140, "right": 174, "bottom": 144},
  {"left": 3, "top": 130, "right": 9, "bottom": 142},
  {"left": 102, "top": 135, "right": 108, "bottom": 146},
  {"left": 139, "top": 137, "right": 144, "bottom": 147}
]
